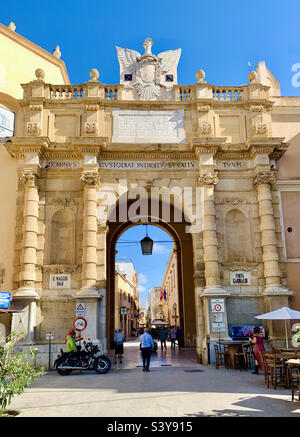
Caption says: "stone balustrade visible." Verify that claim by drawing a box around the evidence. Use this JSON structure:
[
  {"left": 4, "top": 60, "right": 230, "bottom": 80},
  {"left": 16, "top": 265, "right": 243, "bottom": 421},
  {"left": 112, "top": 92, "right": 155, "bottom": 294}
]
[{"left": 212, "top": 86, "right": 244, "bottom": 102}]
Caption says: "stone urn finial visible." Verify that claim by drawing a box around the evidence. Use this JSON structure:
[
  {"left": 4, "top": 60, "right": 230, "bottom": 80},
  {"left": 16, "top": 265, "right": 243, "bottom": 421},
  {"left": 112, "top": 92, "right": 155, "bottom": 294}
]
[
  {"left": 35, "top": 68, "right": 45, "bottom": 81},
  {"left": 8, "top": 22, "right": 16, "bottom": 32},
  {"left": 248, "top": 70, "right": 257, "bottom": 84},
  {"left": 196, "top": 69, "right": 205, "bottom": 83},
  {"left": 89, "top": 68, "right": 99, "bottom": 81},
  {"left": 53, "top": 45, "right": 61, "bottom": 59}
]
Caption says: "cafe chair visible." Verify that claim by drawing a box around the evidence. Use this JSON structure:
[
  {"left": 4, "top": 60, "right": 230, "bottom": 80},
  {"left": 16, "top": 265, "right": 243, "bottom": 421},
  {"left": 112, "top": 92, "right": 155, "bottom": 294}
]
[
  {"left": 263, "top": 353, "right": 286, "bottom": 389},
  {"left": 287, "top": 364, "right": 300, "bottom": 401},
  {"left": 242, "top": 343, "right": 254, "bottom": 371},
  {"left": 214, "top": 344, "right": 229, "bottom": 370}
]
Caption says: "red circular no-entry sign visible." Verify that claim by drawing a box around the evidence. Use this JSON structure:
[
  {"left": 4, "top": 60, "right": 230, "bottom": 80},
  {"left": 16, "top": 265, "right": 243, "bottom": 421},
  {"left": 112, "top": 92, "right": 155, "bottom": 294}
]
[{"left": 73, "top": 317, "right": 87, "bottom": 331}]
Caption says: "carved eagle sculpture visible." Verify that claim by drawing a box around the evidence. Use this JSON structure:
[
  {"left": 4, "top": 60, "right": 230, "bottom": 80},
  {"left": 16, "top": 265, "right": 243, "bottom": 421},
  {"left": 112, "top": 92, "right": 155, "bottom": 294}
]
[{"left": 116, "top": 39, "right": 181, "bottom": 100}]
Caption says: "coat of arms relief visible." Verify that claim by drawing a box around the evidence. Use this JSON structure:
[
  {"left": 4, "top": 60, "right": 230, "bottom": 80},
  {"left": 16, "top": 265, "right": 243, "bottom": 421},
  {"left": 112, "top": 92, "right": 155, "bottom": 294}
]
[{"left": 116, "top": 38, "right": 181, "bottom": 100}]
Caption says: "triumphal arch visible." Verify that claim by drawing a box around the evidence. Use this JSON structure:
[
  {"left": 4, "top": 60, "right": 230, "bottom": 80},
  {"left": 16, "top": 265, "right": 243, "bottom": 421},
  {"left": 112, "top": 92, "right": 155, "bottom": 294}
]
[{"left": 5, "top": 38, "right": 293, "bottom": 365}]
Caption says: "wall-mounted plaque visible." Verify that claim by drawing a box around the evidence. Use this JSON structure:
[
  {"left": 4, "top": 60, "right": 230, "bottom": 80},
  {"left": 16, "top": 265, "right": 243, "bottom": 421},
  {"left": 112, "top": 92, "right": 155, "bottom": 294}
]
[
  {"left": 49, "top": 274, "right": 71, "bottom": 289},
  {"left": 230, "top": 271, "right": 251, "bottom": 285}
]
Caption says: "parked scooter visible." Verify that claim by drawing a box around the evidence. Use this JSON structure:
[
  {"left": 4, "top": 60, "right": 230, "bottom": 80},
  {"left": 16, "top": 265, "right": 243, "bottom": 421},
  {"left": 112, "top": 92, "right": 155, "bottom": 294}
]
[{"left": 54, "top": 338, "right": 111, "bottom": 375}]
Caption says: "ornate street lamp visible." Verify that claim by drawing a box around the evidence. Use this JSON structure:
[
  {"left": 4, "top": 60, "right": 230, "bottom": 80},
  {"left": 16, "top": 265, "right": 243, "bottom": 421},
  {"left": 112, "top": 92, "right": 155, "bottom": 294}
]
[{"left": 140, "top": 224, "right": 153, "bottom": 255}]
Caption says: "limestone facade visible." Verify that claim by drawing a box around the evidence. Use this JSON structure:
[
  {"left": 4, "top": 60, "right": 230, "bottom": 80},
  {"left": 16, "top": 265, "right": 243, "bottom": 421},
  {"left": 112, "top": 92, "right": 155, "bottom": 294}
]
[
  {"left": 161, "top": 245, "right": 179, "bottom": 326},
  {"left": 0, "top": 36, "right": 299, "bottom": 366},
  {"left": 115, "top": 261, "right": 139, "bottom": 338}
]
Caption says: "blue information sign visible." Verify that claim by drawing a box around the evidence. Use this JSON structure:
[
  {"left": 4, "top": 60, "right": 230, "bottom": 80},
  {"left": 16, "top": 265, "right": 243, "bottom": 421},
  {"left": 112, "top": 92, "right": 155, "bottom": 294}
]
[{"left": 0, "top": 292, "right": 11, "bottom": 309}]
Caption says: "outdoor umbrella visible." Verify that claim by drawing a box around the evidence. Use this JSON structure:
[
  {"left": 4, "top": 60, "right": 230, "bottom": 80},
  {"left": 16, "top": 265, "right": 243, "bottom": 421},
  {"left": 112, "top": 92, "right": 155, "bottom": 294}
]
[
  {"left": 255, "top": 306, "right": 300, "bottom": 348},
  {"left": 150, "top": 320, "right": 168, "bottom": 326}
]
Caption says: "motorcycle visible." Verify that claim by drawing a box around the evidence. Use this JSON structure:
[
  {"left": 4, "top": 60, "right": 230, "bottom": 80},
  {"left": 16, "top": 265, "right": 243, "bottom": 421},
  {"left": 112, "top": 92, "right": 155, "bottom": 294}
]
[{"left": 54, "top": 338, "right": 111, "bottom": 375}]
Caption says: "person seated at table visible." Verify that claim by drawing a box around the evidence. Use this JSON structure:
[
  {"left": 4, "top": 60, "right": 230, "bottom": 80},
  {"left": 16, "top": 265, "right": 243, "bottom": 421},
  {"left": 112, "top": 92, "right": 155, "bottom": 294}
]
[{"left": 249, "top": 326, "right": 265, "bottom": 374}]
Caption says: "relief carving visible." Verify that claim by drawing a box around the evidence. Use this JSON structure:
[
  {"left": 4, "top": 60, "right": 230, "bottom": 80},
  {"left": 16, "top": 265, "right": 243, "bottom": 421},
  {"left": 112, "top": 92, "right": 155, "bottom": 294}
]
[
  {"left": 84, "top": 121, "right": 97, "bottom": 134},
  {"left": 26, "top": 122, "right": 41, "bottom": 135},
  {"left": 80, "top": 171, "right": 101, "bottom": 188},
  {"left": 253, "top": 171, "right": 276, "bottom": 187},
  {"left": 198, "top": 170, "right": 219, "bottom": 186},
  {"left": 252, "top": 122, "right": 268, "bottom": 136},
  {"left": 199, "top": 122, "right": 212, "bottom": 135}
]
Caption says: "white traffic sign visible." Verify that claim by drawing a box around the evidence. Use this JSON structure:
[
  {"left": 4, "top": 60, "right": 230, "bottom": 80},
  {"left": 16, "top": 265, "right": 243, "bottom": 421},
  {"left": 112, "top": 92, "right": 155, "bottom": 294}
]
[
  {"left": 46, "top": 332, "right": 54, "bottom": 340},
  {"left": 76, "top": 302, "right": 86, "bottom": 317},
  {"left": 73, "top": 317, "right": 87, "bottom": 331}
]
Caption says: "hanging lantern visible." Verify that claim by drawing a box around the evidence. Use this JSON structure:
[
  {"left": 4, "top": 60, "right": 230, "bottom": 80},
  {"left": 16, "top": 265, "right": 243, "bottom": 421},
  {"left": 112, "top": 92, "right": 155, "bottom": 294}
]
[
  {"left": 140, "top": 236, "right": 153, "bottom": 255},
  {"left": 140, "top": 225, "right": 153, "bottom": 255}
]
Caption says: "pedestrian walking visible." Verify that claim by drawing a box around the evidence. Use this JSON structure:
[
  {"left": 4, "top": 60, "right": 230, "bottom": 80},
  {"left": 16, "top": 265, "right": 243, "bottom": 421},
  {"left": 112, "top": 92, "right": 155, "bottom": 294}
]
[
  {"left": 114, "top": 329, "right": 124, "bottom": 364},
  {"left": 176, "top": 327, "right": 183, "bottom": 349},
  {"left": 170, "top": 326, "right": 176, "bottom": 350},
  {"left": 140, "top": 327, "right": 154, "bottom": 372},
  {"left": 249, "top": 326, "right": 265, "bottom": 374},
  {"left": 159, "top": 327, "right": 167, "bottom": 350}
]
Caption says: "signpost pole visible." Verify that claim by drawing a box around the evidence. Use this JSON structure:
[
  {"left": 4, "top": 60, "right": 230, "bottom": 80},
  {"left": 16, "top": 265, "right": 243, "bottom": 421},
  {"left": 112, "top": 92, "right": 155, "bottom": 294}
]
[{"left": 48, "top": 337, "right": 51, "bottom": 371}]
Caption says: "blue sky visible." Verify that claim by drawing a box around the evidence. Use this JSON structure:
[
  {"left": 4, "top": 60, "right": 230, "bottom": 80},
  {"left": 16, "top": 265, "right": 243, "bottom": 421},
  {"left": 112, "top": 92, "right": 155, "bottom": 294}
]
[
  {"left": 116, "top": 225, "right": 173, "bottom": 309},
  {"left": 2, "top": 0, "right": 300, "bottom": 95}
]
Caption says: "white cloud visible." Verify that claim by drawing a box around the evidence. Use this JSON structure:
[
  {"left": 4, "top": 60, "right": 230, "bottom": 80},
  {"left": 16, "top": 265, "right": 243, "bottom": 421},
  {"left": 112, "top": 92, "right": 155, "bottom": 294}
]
[
  {"left": 138, "top": 285, "right": 146, "bottom": 293},
  {"left": 138, "top": 273, "right": 147, "bottom": 284},
  {"left": 152, "top": 243, "right": 170, "bottom": 255}
]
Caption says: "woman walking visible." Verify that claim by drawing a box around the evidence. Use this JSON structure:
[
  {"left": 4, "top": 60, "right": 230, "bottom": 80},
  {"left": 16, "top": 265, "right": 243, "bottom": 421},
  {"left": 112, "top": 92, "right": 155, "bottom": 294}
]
[
  {"left": 250, "top": 326, "right": 265, "bottom": 374},
  {"left": 114, "top": 329, "right": 124, "bottom": 364}
]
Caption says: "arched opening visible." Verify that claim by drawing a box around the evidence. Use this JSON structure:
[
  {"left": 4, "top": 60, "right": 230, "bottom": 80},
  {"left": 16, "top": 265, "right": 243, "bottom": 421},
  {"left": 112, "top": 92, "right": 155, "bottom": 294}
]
[{"left": 106, "top": 197, "right": 196, "bottom": 350}]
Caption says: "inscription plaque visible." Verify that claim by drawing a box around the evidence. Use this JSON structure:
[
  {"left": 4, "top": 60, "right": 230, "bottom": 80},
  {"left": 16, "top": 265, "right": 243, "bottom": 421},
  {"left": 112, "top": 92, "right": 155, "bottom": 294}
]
[{"left": 112, "top": 109, "right": 186, "bottom": 143}]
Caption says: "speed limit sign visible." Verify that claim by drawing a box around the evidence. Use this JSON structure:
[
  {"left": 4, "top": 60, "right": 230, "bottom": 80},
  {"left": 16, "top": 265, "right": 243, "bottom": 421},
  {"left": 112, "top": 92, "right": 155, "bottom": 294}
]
[{"left": 73, "top": 317, "right": 87, "bottom": 331}]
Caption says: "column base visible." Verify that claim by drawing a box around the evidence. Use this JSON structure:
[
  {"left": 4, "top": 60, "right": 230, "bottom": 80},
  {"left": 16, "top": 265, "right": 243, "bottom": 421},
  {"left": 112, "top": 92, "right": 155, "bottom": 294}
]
[
  {"left": 76, "top": 286, "right": 101, "bottom": 298},
  {"left": 262, "top": 285, "right": 294, "bottom": 296},
  {"left": 14, "top": 287, "right": 39, "bottom": 300},
  {"left": 201, "top": 286, "right": 230, "bottom": 297}
]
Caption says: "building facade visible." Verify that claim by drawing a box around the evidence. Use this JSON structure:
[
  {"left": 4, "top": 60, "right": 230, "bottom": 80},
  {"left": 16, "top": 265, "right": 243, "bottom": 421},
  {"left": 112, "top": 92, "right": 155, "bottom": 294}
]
[
  {"left": 147, "top": 287, "right": 164, "bottom": 323},
  {"left": 161, "top": 245, "right": 179, "bottom": 326},
  {"left": 0, "top": 32, "right": 300, "bottom": 366},
  {"left": 115, "top": 261, "right": 139, "bottom": 338}
]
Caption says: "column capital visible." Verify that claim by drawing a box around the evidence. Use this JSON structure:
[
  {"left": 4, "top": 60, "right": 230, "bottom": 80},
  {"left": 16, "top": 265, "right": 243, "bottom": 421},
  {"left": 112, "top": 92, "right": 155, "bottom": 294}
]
[
  {"left": 80, "top": 170, "right": 101, "bottom": 189},
  {"left": 253, "top": 170, "right": 276, "bottom": 187},
  {"left": 19, "top": 169, "right": 39, "bottom": 187},
  {"left": 198, "top": 170, "right": 219, "bottom": 187}
]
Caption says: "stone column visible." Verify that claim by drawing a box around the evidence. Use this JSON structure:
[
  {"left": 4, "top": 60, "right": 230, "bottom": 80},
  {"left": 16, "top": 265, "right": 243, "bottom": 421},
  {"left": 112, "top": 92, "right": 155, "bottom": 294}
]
[
  {"left": 80, "top": 170, "right": 100, "bottom": 291},
  {"left": 19, "top": 170, "right": 40, "bottom": 293},
  {"left": 199, "top": 170, "right": 221, "bottom": 291},
  {"left": 198, "top": 168, "right": 230, "bottom": 364},
  {"left": 12, "top": 169, "right": 40, "bottom": 343},
  {"left": 77, "top": 169, "right": 103, "bottom": 344},
  {"left": 254, "top": 170, "right": 293, "bottom": 341},
  {"left": 254, "top": 171, "right": 281, "bottom": 289}
]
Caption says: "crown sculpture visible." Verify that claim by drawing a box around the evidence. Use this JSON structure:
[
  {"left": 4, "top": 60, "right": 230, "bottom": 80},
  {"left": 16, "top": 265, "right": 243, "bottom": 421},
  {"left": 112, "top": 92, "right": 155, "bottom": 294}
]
[{"left": 116, "top": 38, "right": 181, "bottom": 100}]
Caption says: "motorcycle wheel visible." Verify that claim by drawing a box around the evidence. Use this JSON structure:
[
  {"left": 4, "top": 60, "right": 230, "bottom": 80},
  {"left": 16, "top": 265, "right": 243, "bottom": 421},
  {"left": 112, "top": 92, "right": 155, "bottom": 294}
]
[
  {"left": 94, "top": 356, "right": 111, "bottom": 374},
  {"left": 55, "top": 358, "right": 72, "bottom": 376}
]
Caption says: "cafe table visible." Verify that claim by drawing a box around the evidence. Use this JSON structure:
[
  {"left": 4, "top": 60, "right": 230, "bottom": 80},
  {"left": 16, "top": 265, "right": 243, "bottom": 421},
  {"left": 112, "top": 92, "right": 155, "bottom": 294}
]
[{"left": 218, "top": 341, "right": 248, "bottom": 369}]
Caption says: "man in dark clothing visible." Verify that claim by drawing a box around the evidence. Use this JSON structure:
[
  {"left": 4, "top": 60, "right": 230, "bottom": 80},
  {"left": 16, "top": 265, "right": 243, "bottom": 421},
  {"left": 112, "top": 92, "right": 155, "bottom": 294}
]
[
  {"left": 176, "top": 327, "right": 183, "bottom": 349},
  {"left": 159, "top": 327, "right": 167, "bottom": 350}
]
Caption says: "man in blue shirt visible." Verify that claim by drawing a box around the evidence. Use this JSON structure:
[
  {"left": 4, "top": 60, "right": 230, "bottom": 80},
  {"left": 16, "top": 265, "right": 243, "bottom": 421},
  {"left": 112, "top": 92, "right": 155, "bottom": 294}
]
[{"left": 140, "top": 328, "right": 154, "bottom": 372}]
